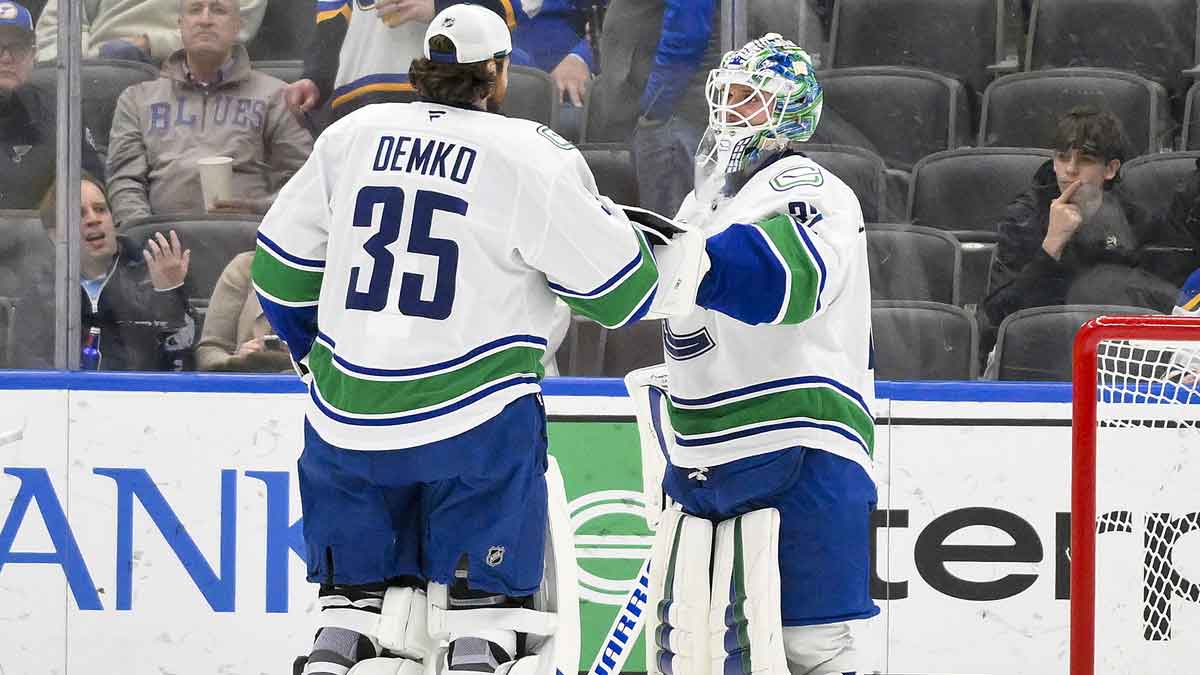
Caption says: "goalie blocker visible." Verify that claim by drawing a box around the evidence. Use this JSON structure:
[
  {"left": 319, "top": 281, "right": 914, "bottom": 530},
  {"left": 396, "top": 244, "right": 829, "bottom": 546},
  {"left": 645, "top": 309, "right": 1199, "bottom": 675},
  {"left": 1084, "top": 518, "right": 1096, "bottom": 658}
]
[{"left": 626, "top": 367, "right": 878, "bottom": 675}]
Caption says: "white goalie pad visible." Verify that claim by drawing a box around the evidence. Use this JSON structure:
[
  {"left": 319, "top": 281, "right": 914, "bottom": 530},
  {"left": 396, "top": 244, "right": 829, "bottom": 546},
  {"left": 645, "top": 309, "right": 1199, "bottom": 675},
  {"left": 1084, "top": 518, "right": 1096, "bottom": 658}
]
[
  {"left": 347, "top": 657, "right": 425, "bottom": 675},
  {"left": 646, "top": 509, "right": 713, "bottom": 675},
  {"left": 313, "top": 585, "right": 434, "bottom": 663},
  {"left": 425, "top": 456, "right": 580, "bottom": 675},
  {"left": 623, "top": 365, "right": 675, "bottom": 528},
  {"left": 710, "top": 508, "right": 787, "bottom": 675}
]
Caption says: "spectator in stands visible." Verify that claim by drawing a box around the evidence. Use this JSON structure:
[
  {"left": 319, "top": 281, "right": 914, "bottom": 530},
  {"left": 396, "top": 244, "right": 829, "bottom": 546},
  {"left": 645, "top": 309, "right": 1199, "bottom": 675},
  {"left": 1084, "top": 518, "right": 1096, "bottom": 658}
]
[
  {"left": 106, "top": 0, "right": 313, "bottom": 225},
  {"left": 0, "top": 0, "right": 104, "bottom": 209},
  {"left": 35, "top": 0, "right": 266, "bottom": 64},
  {"left": 285, "top": 0, "right": 538, "bottom": 121},
  {"left": 195, "top": 251, "right": 291, "bottom": 372},
  {"left": 510, "top": 0, "right": 596, "bottom": 107},
  {"left": 39, "top": 174, "right": 195, "bottom": 371},
  {"left": 979, "top": 107, "right": 1177, "bottom": 364}
]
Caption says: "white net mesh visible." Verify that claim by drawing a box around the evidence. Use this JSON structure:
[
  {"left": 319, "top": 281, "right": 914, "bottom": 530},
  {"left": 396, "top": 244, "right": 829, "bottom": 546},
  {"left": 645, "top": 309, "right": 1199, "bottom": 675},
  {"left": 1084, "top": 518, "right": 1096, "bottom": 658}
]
[{"left": 1092, "top": 337, "right": 1200, "bottom": 671}]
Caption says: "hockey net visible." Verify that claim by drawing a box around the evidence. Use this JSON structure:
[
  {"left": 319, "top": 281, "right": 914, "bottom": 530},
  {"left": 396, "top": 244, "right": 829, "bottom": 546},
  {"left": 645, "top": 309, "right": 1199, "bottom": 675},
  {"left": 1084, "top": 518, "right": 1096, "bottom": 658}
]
[{"left": 1071, "top": 315, "right": 1200, "bottom": 675}]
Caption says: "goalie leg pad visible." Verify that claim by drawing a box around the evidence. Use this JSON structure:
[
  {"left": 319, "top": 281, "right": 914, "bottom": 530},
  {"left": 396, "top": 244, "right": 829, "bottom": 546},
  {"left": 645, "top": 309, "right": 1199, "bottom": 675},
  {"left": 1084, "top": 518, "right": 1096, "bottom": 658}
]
[
  {"left": 624, "top": 365, "right": 674, "bottom": 528},
  {"left": 425, "top": 458, "right": 579, "bottom": 675},
  {"left": 347, "top": 657, "right": 426, "bottom": 675},
  {"left": 306, "top": 582, "right": 434, "bottom": 674},
  {"left": 710, "top": 508, "right": 788, "bottom": 675},
  {"left": 780, "top": 622, "right": 858, "bottom": 675},
  {"left": 647, "top": 508, "right": 713, "bottom": 675}
]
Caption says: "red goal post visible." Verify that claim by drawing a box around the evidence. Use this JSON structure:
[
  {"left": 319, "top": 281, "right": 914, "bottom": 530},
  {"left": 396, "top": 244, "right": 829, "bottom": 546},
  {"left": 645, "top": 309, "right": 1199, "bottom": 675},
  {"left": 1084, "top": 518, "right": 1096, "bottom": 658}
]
[{"left": 1071, "top": 314, "right": 1200, "bottom": 675}]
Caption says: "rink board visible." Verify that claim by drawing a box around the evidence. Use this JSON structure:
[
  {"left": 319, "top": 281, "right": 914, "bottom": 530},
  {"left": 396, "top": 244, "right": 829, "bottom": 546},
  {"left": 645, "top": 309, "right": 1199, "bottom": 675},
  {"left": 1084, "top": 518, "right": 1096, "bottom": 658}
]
[{"left": 0, "top": 374, "right": 1198, "bottom": 675}]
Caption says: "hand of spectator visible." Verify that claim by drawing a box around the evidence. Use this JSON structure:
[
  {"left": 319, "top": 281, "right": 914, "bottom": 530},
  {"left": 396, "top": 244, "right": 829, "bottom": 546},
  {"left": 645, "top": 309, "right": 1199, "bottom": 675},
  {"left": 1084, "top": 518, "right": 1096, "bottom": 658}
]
[
  {"left": 551, "top": 55, "right": 591, "bottom": 107},
  {"left": 1044, "top": 180, "right": 1084, "bottom": 261},
  {"left": 144, "top": 231, "right": 191, "bottom": 291},
  {"left": 236, "top": 337, "right": 265, "bottom": 358},
  {"left": 377, "top": 0, "right": 435, "bottom": 27},
  {"left": 211, "top": 197, "right": 271, "bottom": 215},
  {"left": 285, "top": 79, "right": 322, "bottom": 113}
]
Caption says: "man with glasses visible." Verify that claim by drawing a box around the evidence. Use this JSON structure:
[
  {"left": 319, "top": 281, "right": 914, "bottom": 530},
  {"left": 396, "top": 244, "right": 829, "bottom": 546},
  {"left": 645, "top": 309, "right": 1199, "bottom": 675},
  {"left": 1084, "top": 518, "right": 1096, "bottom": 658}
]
[{"left": 0, "top": 0, "right": 103, "bottom": 209}]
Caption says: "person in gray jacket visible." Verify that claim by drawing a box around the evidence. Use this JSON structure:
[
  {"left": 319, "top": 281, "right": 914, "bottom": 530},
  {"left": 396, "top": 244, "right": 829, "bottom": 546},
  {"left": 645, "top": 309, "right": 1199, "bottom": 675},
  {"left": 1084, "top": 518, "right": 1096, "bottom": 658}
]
[{"left": 106, "top": 0, "right": 312, "bottom": 225}]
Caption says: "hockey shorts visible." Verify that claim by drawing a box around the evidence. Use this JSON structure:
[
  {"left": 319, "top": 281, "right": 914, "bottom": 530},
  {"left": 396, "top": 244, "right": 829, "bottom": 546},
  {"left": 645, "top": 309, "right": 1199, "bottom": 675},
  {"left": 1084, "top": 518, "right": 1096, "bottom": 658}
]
[{"left": 662, "top": 446, "right": 880, "bottom": 626}]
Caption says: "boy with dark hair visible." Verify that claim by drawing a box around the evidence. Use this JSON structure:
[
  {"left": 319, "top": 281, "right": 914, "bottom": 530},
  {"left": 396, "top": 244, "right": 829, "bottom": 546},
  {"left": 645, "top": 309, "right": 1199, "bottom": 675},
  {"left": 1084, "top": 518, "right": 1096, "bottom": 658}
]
[{"left": 979, "top": 106, "right": 1176, "bottom": 366}]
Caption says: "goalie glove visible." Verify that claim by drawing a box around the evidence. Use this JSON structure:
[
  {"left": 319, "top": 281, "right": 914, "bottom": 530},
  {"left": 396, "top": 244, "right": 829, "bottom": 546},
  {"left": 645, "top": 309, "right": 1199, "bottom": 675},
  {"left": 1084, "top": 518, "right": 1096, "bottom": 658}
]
[
  {"left": 646, "top": 229, "right": 710, "bottom": 319},
  {"left": 617, "top": 204, "right": 689, "bottom": 247}
]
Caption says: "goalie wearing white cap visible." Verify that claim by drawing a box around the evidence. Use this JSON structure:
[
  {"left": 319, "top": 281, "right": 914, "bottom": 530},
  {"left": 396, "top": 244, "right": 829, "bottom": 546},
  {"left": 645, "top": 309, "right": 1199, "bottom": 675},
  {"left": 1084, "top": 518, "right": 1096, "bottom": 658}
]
[
  {"left": 625, "top": 34, "right": 879, "bottom": 675},
  {"left": 256, "top": 5, "right": 660, "bottom": 675}
]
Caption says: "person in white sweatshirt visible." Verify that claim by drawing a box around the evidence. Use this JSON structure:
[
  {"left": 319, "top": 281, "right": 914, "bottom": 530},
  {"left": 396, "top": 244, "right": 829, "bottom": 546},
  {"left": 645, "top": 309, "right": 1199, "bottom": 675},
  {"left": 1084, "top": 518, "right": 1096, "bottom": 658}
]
[{"left": 34, "top": 0, "right": 266, "bottom": 64}]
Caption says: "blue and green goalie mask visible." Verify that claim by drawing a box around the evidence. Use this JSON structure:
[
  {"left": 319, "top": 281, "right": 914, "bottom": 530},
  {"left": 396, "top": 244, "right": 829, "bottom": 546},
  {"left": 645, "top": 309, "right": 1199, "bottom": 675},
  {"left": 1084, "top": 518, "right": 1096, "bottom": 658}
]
[{"left": 695, "top": 34, "right": 823, "bottom": 199}]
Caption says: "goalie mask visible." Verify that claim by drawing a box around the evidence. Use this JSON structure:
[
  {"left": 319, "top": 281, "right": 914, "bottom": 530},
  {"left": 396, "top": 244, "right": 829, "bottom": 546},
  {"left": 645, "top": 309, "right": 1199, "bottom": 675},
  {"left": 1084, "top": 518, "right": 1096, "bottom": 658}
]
[{"left": 695, "top": 34, "right": 823, "bottom": 204}]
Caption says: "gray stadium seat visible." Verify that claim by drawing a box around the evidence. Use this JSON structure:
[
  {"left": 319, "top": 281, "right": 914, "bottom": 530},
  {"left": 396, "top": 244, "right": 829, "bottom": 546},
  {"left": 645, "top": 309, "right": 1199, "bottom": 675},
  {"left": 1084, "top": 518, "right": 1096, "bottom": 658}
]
[
  {"left": 1025, "top": 0, "right": 1197, "bottom": 94},
  {"left": 121, "top": 215, "right": 260, "bottom": 301},
  {"left": 251, "top": 60, "right": 305, "bottom": 84},
  {"left": 579, "top": 143, "right": 638, "bottom": 207},
  {"left": 866, "top": 224, "right": 961, "bottom": 305},
  {"left": 872, "top": 300, "right": 979, "bottom": 380},
  {"left": 1179, "top": 83, "right": 1200, "bottom": 149},
  {"left": 0, "top": 210, "right": 54, "bottom": 368},
  {"left": 829, "top": 0, "right": 1002, "bottom": 96},
  {"left": 602, "top": 319, "right": 664, "bottom": 377},
  {"left": 1115, "top": 151, "right": 1200, "bottom": 284},
  {"left": 0, "top": 296, "right": 16, "bottom": 369},
  {"left": 29, "top": 59, "right": 160, "bottom": 157},
  {"left": 818, "top": 66, "right": 972, "bottom": 171},
  {"left": 980, "top": 68, "right": 1173, "bottom": 155},
  {"left": 908, "top": 146, "right": 1052, "bottom": 234},
  {"left": 499, "top": 65, "right": 558, "bottom": 129},
  {"left": 247, "top": 0, "right": 315, "bottom": 61},
  {"left": 993, "top": 304, "right": 1162, "bottom": 381},
  {"left": 803, "top": 144, "right": 890, "bottom": 222}
]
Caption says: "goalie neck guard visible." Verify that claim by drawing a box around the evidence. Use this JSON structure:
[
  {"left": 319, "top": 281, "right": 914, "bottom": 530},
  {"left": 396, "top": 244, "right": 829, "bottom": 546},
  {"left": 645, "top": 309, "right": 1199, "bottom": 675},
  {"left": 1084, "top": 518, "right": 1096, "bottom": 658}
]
[{"left": 695, "top": 33, "right": 823, "bottom": 206}]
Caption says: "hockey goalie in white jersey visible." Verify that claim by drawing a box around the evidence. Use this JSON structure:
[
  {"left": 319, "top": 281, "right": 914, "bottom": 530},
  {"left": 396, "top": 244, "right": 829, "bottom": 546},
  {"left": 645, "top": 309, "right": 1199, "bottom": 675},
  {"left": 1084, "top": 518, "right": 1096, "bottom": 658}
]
[{"left": 626, "top": 34, "right": 879, "bottom": 675}]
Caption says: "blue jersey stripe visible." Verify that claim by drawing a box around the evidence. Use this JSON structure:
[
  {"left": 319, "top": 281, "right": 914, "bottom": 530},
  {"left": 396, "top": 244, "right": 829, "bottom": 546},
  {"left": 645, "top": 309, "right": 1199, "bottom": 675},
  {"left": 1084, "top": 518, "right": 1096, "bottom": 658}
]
[
  {"left": 669, "top": 375, "right": 871, "bottom": 417},
  {"left": 257, "top": 232, "right": 326, "bottom": 269},
  {"left": 790, "top": 214, "right": 827, "bottom": 313},
  {"left": 310, "top": 375, "right": 540, "bottom": 426},
  {"left": 332, "top": 73, "right": 412, "bottom": 98},
  {"left": 547, "top": 248, "right": 643, "bottom": 298},
  {"left": 316, "top": 333, "right": 548, "bottom": 378},
  {"left": 674, "top": 418, "right": 869, "bottom": 455}
]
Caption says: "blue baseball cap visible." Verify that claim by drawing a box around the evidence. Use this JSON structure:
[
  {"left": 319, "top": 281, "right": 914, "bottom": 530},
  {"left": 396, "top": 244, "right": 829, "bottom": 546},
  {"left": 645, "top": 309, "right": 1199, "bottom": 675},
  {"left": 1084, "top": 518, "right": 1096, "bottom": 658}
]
[{"left": 0, "top": 2, "right": 33, "bottom": 34}]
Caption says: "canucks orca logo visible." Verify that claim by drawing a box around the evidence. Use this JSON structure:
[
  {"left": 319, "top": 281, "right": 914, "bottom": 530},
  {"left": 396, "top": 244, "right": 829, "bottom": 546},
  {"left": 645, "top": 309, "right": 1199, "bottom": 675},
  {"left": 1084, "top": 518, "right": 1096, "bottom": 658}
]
[
  {"left": 664, "top": 324, "right": 715, "bottom": 361},
  {"left": 537, "top": 125, "right": 574, "bottom": 150}
]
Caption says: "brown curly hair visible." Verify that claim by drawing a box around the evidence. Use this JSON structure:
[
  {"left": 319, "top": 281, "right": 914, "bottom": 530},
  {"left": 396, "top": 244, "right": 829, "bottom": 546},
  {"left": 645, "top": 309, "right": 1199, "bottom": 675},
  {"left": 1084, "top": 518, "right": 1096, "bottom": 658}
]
[{"left": 409, "top": 35, "right": 502, "bottom": 106}]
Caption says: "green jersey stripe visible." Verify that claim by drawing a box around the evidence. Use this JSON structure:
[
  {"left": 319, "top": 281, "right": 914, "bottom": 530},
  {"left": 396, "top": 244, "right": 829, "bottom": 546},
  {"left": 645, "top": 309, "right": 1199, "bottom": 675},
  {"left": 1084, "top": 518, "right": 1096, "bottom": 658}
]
[
  {"left": 308, "top": 340, "right": 545, "bottom": 416},
  {"left": 667, "top": 383, "right": 875, "bottom": 452},
  {"left": 555, "top": 233, "right": 658, "bottom": 328},
  {"left": 252, "top": 245, "right": 325, "bottom": 304},
  {"left": 755, "top": 214, "right": 820, "bottom": 324}
]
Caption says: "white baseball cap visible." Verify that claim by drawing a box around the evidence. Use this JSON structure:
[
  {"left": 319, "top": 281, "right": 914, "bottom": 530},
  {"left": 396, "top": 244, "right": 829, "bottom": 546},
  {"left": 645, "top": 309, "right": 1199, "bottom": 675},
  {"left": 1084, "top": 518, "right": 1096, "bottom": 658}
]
[{"left": 423, "top": 4, "right": 512, "bottom": 65}]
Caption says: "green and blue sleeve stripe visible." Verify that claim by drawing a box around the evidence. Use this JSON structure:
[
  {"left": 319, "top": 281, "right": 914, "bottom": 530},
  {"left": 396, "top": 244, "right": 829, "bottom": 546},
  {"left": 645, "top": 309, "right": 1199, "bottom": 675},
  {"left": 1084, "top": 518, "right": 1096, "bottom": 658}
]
[
  {"left": 251, "top": 232, "right": 325, "bottom": 362},
  {"left": 548, "top": 229, "right": 658, "bottom": 329},
  {"left": 696, "top": 213, "right": 829, "bottom": 326}
]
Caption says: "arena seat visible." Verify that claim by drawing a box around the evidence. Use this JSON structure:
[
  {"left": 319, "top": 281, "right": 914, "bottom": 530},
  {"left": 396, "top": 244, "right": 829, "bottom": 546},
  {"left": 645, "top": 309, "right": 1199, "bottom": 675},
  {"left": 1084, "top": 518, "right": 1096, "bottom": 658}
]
[
  {"left": 993, "top": 304, "right": 1163, "bottom": 381},
  {"left": 121, "top": 214, "right": 260, "bottom": 301},
  {"left": 803, "top": 144, "right": 890, "bottom": 222},
  {"left": 251, "top": 60, "right": 305, "bottom": 84},
  {"left": 872, "top": 300, "right": 979, "bottom": 380},
  {"left": 29, "top": 59, "right": 160, "bottom": 157},
  {"left": 1025, "top": 0, "right": 1197, "bottom": 94},
  {"left": 828, "top": 0, "right": 1002, "bottom": 96},
  {"left": 578, "top": 143, "right": 638, "bottom": 207},
  {"left": 818, "top": 66, "right": 972, "bottom": 171},
  {"left": 602, "top": 319, "right": 664, "bottom": 377},
  {"left": 499, "top": 65, "right": 558, "bottom": 129},
  {"left": 980, "top": 68, "right": 1173, "bottom": 155},
  {"left": 866, "top": 224, "right": 962, "bottom": 305},
  {"left": 908, "top": 146, "right": 1052, "bottom": 235}
]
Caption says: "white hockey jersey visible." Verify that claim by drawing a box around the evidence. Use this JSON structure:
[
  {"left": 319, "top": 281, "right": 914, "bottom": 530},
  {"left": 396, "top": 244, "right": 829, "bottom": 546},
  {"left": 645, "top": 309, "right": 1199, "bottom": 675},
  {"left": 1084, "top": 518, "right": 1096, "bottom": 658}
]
[
  {"left": 663, "top": 152, "right": 876, "bottom": 474},
  {"left": 252, "top": 101, "right": 656, "bottom": 450}
]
